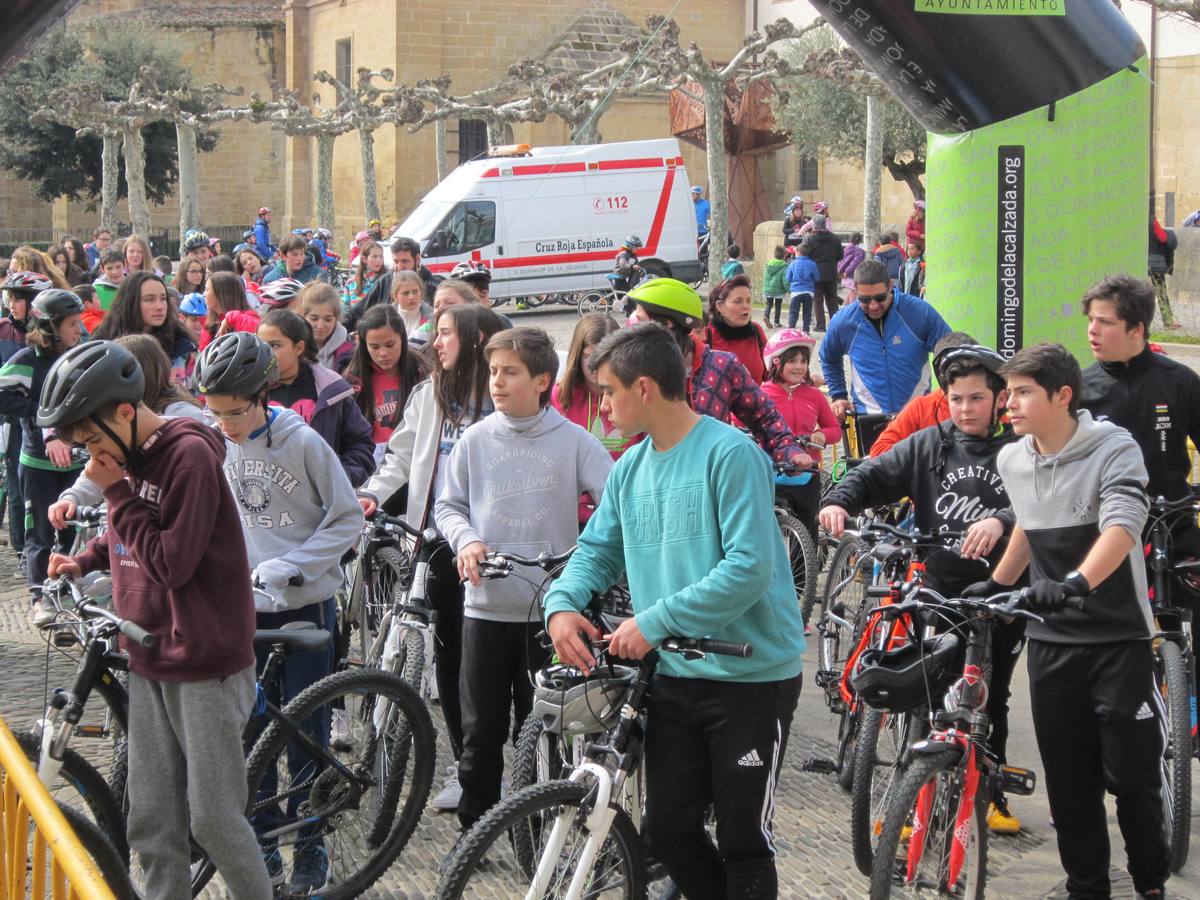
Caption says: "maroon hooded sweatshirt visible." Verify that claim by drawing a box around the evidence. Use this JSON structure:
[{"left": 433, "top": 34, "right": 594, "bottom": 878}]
[{"left": 75, "top": 417, "right": 255, "bottom": 681}]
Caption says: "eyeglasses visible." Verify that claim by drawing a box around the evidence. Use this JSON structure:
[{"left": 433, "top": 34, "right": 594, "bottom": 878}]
[
  {"left": 206, "top": 403, "right": 257, "bottom": 422},
  {"left": 858, "top": 292, "right": 890, "bottom": 306}
]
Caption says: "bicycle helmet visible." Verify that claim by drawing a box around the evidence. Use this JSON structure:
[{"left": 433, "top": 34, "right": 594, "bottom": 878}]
[
  {"left": 242, "top": 229, "right": 256, "bottom": 242},
  {"left": 2, "top": 272, "right": 53, "bottom": 298},
  {"left": 850, "top": 632, "right": 962, "bottom": 713},
  {"left": 368, "top": 218, "right": 382, "bottom": 229},
  {"left": 258, "top": 206, "right": 271, "bottom": 217},
  {"left": 763, "top": 329, "right": 816, "bottom": 368},
  {"left": 195, "top": 331, "right": 277, "bottom": 397},
  {"left": 258, "top": 278, "right": 304, "bottom": 309},
  {"left": 37, "top": 340, "right": 145, "bottom": 429},
  {"left": 179, "top": 292, "right": 207, "bottom": 317},
  {"left": 354, "top": 230, "right": 371, "bottom": 244},
  {"left": 530, "top": 663, "right": 638, "bottom": 735},
  {"left": 450, "top": 260, "right": 491, "bottom": 284},
  {"left": 933, "top": 344, "right": 1006, "bottom": 388},
  {"left": 231, "top": 242, "right": 256, "bottom": 260},
  {"left": 29, "top": 289, "right": 84, "bottom": 340},
  {"left": 315, "top": 227, "right": 332, "bottom": 242},
  {"left": 1174, "top": 557, "right": 1200, "bottom": 601},
  {"left": 813, "top": 201, "right": 829, "bottom": 214},
  {"left": 626, "top": 277, "right": 702, "bottom": 329},
  {"left": 622, "top": 235, "right": 644, "bottom": 251},
  {"left": 181, "top": 230, "right": 210, "bottom": 253}
]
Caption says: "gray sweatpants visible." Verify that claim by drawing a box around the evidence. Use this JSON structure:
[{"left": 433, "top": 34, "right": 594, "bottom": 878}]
[{"left": 126, "top": 666, "right": 271, "bottom": 900}]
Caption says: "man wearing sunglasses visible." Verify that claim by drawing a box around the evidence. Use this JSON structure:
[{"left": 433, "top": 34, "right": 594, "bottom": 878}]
[{"left": 818, "top": 258, "right": 951, "bottom": 420}]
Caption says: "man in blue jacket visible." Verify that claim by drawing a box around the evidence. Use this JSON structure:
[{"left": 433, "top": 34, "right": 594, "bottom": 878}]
[
  {"left": 253, "top": 207, "right": 275, "bottom": 261},
  {"left": 819, "top": 258, "right": 951, "bottom": 418}
]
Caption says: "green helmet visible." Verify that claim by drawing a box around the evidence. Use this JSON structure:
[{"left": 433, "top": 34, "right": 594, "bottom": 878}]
[{"left": 626, "top": 277, "right": 702, "bottom": 329}]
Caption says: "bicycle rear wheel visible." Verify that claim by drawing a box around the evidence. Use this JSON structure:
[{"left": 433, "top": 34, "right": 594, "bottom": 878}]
[
  {"left": 577, "top": 292, "right": 603, "bottom": 316},
  {"left": 851, "top": 707, "right": 912, "bottom": 876},
  {"left": 511, "top": 715, "right": 591, "bottom": 794},
  {"left": 818, "top": 534, "right": 870, "bottom": 682},
  {"left": 358, "top": 545, "right": 412, "bottom": 668},
  {"left": 436, "top": 779, "right": 645, "bottom": 899},
  {"left": 869, "top": 750, "right": 986, "bottom": 900},
  {"left": 776, "top": 510, "right": 819, "bottom": 626},
  {"left": 1158, "top": 638, "right": 1192, "bottom": 872}
]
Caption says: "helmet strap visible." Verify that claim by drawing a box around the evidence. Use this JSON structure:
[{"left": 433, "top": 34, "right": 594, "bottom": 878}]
[{"left": 88, "top": 406, "right": 140, "bottom": 470}]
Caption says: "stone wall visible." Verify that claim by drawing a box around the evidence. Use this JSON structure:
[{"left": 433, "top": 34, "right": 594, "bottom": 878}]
[{"left": 1154, "top": 53, "right": 1200, "bottom": 227}]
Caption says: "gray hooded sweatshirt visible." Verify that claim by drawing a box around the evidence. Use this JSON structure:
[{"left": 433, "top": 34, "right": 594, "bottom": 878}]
[
  {"left": 220, "top": 407, "right": 364, "bottom": 613},
  {"left": 997, "top": 410, "right": 1151, "bottom": 644},
  {"left": 434, "top": 406, "right": 613, "bottom": 623}
]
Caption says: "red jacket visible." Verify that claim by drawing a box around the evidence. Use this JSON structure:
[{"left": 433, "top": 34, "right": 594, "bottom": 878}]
[
  {"left": 870, "top": 389, "right": 948, "bottom": 456},
  {"left": 704, "top": 320, "right": 768, "bottom": 384},
  {"left": 75, "top": 418, "right": 256, "bottom": 681}
]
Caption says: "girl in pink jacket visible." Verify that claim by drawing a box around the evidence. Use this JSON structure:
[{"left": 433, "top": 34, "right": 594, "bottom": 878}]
[{"left": 760, "top": 329, "right": 841, "bottom": 459}]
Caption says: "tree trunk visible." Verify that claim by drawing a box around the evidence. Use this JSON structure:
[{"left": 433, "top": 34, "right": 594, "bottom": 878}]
[
  {"left": 123, "top": 122, "right": 151, "bottom": 237},
  {"left": 176, "top": 121, "right": 200, "bottom": 240},
  {"left": 863, "top": 94, "right": 883, "bottom": 244},
  {"left": 486, "top": 119, "right": 505, "bottom": 147},
  {"left": 315, "top": 132, "right": 336, "bottom": 233},
  {"left": 100, "top": 132, "right": 120, "bottom": 233},
  {"left": 883, "top": 158, "right": 927, "bottom": 201},
  {"left": 703, "top": 82, "right": 728, "bottom": 286},
  {"left": 571, "top": 95, "right": 613, "bottom": 145},
  {"left": 360, "top": 127, "right": 380, "bottom": 224},
  {"left": 435, "top": 118, "right": 448, "bottom": 181}
]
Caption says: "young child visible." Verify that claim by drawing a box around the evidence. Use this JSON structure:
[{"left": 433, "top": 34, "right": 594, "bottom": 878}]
[
  {"left": 300, "top": 283, "right": 354, "bottom": 373},
  {"left": 976, "top": 343, "right": 1168, "bottom": 896},
  {"left": 762, "top": 245, "right": 788, "bottom": 329},
  {"left": 74, "top": 284, "right": 104, "bottom": 334},
  {"left": 721, "top": 243, "right": 745, "bottom": 279},
  {"left": 262, "top": 234, "right": 324, "bottom": 285},
  {"left": 873, "top": 232, "right": 903, "bottom": 281},
  {"left": 42, "top": 340, "right": 270, "bottom": 899},
  {"left": 343, "top": 304, "right": 422, "bottom": 464},
  {"left": 343, "top": 240, "right": 385, "bottom": 309},
  {"left": 179, "top": 292, "right": 207, "bottom": 346},
  {"left": 785, "top": 243, "right": 819, "bottom": 331},
  {"left": 358, "top": 304, "right": 508, "bottom": 811},
  {"left": 195, "top": 332, "right": 364, "bottom": 893},
  {"left": 761, "top": 330, "right": 840, "bottom": 460},
  {"left": 434, "top": 325, "right": 612, "bottom": 838},
  {"left": 837, "top": 232, "right": 866, "bottom": 305},
  {"left": 542, "top": 324, "right": 803, "bottom": 899},
  {"left": 256, "top": 309, "right": 375, "bottom": 488},
  {"left": 153, "top": 255, "right": 173, "bottom": 280},
  {"left": 901, "top": 240, "right": 925, "bottom": 297},
  {"left": 92, "top": 249, "right": 125, "bottom": 310}
]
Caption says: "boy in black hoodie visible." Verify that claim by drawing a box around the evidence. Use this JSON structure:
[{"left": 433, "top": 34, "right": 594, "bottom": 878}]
[
  {"left": 43, "top": 341, "right": 270, "bottom": 900},
  {"left": 819, "top": 343, "right": 1027, "bottom": 833}
]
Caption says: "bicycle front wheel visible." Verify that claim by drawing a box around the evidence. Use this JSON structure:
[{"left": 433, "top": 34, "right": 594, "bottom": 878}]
[
  {"left": 818, "top": 534, "right": 870, "bottom": 680},
  {"left": 241, "top": 668, "right": 436, "bottom": 899},
  {"left": 869, "top": 750, "right": 987, "bottom": 900},
  {"left": 436, "top": 779, "right": 646, "bottom": 899},
  {"left": 359, "top": 545, "right": 412, "bottom": 667},
  {"left": 1159, "top": 638, "right": 1192, "bottom": 872},
  {"left": 578, "top": 292, "right": 603, "bottom": 316},
  {"left": 850, "top": 707, "right": 912, "bottom": 876},
  {"left": 511, "top": 715, "right": 591, "bottom": 794},
  {"left": 776, "top": 510, "right": 819, "bottom": 626}
]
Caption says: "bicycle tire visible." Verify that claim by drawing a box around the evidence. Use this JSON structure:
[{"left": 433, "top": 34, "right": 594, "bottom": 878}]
[
  {"left": 850, "top": 706, "right": 911, "bottom": 876},
  {"left": 868, "top": 750, "right": 986, "bottom": 900},
  {"left": 524, "top": 294, "right": 548, "bottom": 309},
  {"left": 435, "top": 779, "right": 646, "bottom": 900},
  {"left": 57, "top": 801, "right": 137, "bottom": 900},
  {"left": 578, "top": 292, "right": 603, "bottom": 317},
  {"left": 818, "top": 535, "right": 869, "bottom": 678},
  {"left": 777, "top": 510, "right": 819, "bottom": 626},
  {"left": 239, "top": 668, "right": 435, "bottom": 900},
  {"left": 360, "top": 545, "right": 412, "bottom": 668},
  {"left": 511, "top": 714, "right": 583, "bottom": 795},
  {"left": 1159, "top": 638, "right": 1192, "bottom": 872},
  {"left": 836, "top": 708, "right": 860, "bottom": 792}
]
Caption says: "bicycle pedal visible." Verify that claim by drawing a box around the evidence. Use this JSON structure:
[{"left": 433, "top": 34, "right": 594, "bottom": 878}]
[
  {"left": 999, "top": 765, "right": 1037, "bottom": 797},
  {"left": 799, "top": 757, "right": 838, "bottom": 774}
]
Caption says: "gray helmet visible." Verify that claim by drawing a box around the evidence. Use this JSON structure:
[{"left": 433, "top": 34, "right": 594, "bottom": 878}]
[
  {"left": 181, "top": 230, "right": 210, "bottom": 253},
  {"left": 37, "top": 341, "right": 145, "bottom": 428},
  {"left": 195, "top": 331, "right": 277, "bottom": 397},
  {"left": 530, "top": 664, "right": 637, "bottom": 735},
  {"left": 30, "top": 289, "right": 84, "bottom": 340},
  {"left": 2, "top": 272, "right": 53, "bottom": 297}
]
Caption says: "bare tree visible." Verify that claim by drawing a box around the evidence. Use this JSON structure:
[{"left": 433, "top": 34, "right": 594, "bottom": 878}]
[
  {"left": 405, "top": 72, "right": 548, "bottom": 154},
  {"left": 28, "top": 92, "right": 122, "bottom": 230}
]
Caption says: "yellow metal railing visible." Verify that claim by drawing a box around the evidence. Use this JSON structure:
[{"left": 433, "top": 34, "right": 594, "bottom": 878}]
[{"left": 0, "top": 717, "right": 116, "bottom": 900}]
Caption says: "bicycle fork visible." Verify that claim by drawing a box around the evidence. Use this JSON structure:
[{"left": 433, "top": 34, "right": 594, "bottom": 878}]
[{"left": 528, "top": 762, "right": 621, "bottom": 900}]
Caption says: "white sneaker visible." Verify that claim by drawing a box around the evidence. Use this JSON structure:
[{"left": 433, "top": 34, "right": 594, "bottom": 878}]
[
  {"left": 330, "top": 709, "right": 353, "bottom": 750},
  {"left": 30, "top": 597, "right": 56, "bottom": 628},
  {"left": 431, "top": 764, "right": 461, "bottom": 812}
]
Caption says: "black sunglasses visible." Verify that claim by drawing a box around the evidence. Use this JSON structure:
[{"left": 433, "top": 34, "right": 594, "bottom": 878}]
[{"left": 857, "top": 291, "right": 890, "bottom": 306}]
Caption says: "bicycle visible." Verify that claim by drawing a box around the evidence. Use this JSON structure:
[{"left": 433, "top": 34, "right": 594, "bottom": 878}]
[
  {"left": 435, "top": 634, "right": 753, "bottom": 899},
  {"left": 773, "top": 464, "right": 821, "bottom": 626},
  {"left": 865, "top": 585, "right": 1046, "bottom": 899},
  {"left": 1146, "top": 488, "right": 1200, "bottom": 872},
  {"left": 577, "top": 275, "right": 629, "bottom": 318},
  {"left": 340, "top": 511, "right": 418, "bottom": 671},
  {"left": 27, "top": 575, "right": 437, "bottom": 898}
]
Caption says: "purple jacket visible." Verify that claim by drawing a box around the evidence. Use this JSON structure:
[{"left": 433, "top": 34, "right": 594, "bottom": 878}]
[{"left": 837, "top": 243, "right": 866, "bottom": 280}]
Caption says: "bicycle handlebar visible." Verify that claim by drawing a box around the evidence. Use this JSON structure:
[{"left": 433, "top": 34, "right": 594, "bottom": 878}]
[
  {"left": 845, "top": 519, "right": 965, "bottom": 547},
  {"left": 72, "top": 596, "right": 157, "bottom": 648},
  {"left": 661, "top": 637, "right": 754, "bottom": 658},
  {"left": 1151, "top": 494, "right": 1200, "bottom": 514},
  {"left": 478, "top": 548, "right": 577, "bottom": 579},
  {"left": 367, "top": 511, "right": 438, "bottom": 544}
]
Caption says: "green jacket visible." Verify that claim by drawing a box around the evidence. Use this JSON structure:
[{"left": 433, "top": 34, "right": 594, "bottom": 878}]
[{"left": 763, "top": 258, "right": 788, "bottom": 296}]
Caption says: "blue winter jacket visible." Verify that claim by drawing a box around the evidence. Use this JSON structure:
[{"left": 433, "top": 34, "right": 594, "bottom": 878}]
[
  {"left": 818, "top": 288, "right": 952, "bottom": 416},
  {"left": 253, "top": 218, "right": 275, "bottom": 259},
  {"left": 785, "top": 256, "right": 819, "bottom": 295}
]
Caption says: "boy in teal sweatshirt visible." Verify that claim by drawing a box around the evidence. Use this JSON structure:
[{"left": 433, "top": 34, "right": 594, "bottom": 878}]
[{"left": 544, "top": 323, "right": 804, "bottom": 900}]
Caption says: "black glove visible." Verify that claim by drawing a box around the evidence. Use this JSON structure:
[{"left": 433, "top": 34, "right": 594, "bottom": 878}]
[
  {"left": 1026, "top": 579, "right": 1069, "bottom": 612},
  {"left": 962, "top": 578, "right": 1003, "bottom": 599}
]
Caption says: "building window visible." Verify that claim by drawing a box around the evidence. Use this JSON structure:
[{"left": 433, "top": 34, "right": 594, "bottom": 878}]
[
  {"left": 798, "top": 156, "right": 819, "bottom": 192},
  {"left": 458, "top": 119, "right": 488, "bottom": 163},
  {"left": 335, "top": 39, "right": 352, "bottom": 98}
]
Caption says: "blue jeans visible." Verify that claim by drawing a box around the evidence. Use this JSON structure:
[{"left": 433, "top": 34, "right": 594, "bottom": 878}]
[{"left": 788, "top": 293, "right": 813, "bottom": 331}]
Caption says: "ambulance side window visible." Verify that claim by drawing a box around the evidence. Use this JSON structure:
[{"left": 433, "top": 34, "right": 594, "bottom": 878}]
[{"left": 428, "top": 200, "right": 496, "bottom": 257}]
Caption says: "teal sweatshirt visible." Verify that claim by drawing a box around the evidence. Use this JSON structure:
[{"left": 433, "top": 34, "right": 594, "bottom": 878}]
[{"left": 543, "top": 415, "right": 805, "bottom": 682}]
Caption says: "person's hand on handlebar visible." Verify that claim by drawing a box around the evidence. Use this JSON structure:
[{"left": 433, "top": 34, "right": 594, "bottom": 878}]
[
  {"left": 831, "top": 399, "right": 852, "bottom": 421},
  {"left": 548, "top": 611, "right": 601, "bottom": 675},
  {"left": 357, "top": 496, "right": 377, "bottom": 517},
  {"left": 819, "top": 504, "right": 849, "bottom": 537},
  {"left": 457, "top": 540, "right": 489, "bottom": 587},
  {"left": 788, "top": 449, "right": 815, "bottom": 470},
  {"left": 48, "top": 499, "right": 77, "bottom": 530},
  {"left": 47, "top": 552, "right": 81, "bottom": 579},
  {"left": 960, "top": 517, "right": 1003, "bottom": 560},
  {"left": 45, "top": 438, "right": 75, "bottom": 469},
  {"left": 1026, "top": 576, "right": 1088, "bottom": 613},
  {"left": 607, "top": 616, "right": 653, "bottom": 661}
]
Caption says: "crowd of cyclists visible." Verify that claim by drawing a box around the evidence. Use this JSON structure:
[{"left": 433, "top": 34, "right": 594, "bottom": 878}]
[{"left": 0, "top": 213, "right": 1198, "bottom": 900}]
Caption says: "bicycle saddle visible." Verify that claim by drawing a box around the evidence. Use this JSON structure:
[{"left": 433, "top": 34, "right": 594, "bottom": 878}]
[{"left": 253, "top": 620, "right": 332, "bottom": 654}]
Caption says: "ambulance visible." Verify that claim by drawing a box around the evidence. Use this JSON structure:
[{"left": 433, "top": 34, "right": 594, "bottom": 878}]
[{"left": 384, "top": 138, "right": 703, "bottom": 298}]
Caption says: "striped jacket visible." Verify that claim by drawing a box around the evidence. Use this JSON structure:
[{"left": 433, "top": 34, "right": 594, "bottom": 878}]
[{"left": 0, "top": 345, "right": 84, "bottom": 471}]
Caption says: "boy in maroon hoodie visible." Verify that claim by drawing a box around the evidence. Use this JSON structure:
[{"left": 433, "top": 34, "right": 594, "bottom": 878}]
[{"left": 41, "top": 340, "right": 270, "bottom": 900}]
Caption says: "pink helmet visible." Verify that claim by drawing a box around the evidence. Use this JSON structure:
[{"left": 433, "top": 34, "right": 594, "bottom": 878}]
[
  {"left": 355, "top": 230, "right": 371, "bottom": 243},
  {"left": 763, "top": 329, "right": 816, "bottom": 368},
  {"left": 813, "top": 201, "right": 829, "bottom": 214}
]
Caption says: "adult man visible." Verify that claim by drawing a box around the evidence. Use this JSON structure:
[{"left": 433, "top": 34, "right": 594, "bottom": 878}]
[
  {"left": 691, "top": 186, "right": 710, "bottom": 238},
  {"left": 351, "top": 237, "right": 436, "bottom": 327},
  {"left": 802, "top": 215, "right": 843, "bottom": 331},
  {"left": 819, "top": 258, "right": 951, "bottom": 418},
  {"left": 253, "top": 207, "right": 275, "bottom": 260},
  {"left": 85, "top": 227, "right": 113, "bottom": 271},
  {"left": 545, "top": 324, "right": 804, "bottom": 900}
]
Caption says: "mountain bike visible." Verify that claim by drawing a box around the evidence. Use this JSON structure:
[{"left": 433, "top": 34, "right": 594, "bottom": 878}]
[
  {"left": 1146, "top": 488, "right": 1200, "bottom": 871},
  {"left": 340, "top": 511, "right": 416, "bottom": 670},
  {"left": 435, "top": 635, "right": 753, "bottom": 899},
  {"left": 866, "top": 585, "right": 1046, "bottom": 899},
  {"left": 773, "top": 464, "right": 820, "bottom": 626}
]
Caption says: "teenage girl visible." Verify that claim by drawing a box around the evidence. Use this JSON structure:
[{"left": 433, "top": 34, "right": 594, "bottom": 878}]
[
  {"left": 343, "top": 304, "right": 423, "bottom": 466},
  {"left": 94, "top": 272, "right": 196, "bottom": 382},
  {"left": 300, "top": 283, "right": 355, "bottom": 373}
]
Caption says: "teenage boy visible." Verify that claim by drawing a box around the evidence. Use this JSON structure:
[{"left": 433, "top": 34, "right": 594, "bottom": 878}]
[
  {"left": 819, "top": 343, "right": 1026, "bottom": 833},
  {"left": 262, "top": 234, "right": 324, "bottom": 285},
  {"left": 974, "top": 342, "right": 1168, "bottom": 899},
  {"left": 92, "top": 249, "right": 125, "bottom": 310},
  {"left": 543, "top": 323, "right": 805, "bottom": 900},
  {"left": 40, "top": 340, "right": 270, "bottom": 900},
  {"left": 434, "top": 326, "right": 612, "bottom": 837}
]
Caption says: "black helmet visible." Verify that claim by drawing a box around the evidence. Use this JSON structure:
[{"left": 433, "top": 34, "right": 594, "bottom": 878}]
[
  {"left": 850, "top": 632, "right": 961, "bottom": 712},
  {"left": 933, "top": 344, "right": 1006, "bottom": 388},
  {"left": 623, "top": 235, "right": 644, "bottom": 250},
  {"left": 2, "top": 272, "right": 53, "bottom": 297},
  {"left": 196, "top": 331, "right": 277, "bottom": 397},
  {"left": 37, "top": 341, "right": 145, "bottom": 429},
  {"left": 30, "top": 289, "right": 84, "bottom": 340}
]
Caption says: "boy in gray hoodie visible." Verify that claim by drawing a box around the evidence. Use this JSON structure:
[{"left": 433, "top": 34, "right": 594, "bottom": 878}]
[
  {"left": 968, "top": 342, "right": 1167, "bottom": 899},
  {"left": 434, "top": 326, "right": 612, "bottom": 835}
]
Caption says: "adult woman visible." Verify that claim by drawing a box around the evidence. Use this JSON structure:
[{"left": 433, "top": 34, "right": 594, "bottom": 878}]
[
  {"left": 342, "top": 240, "right": 385, "bottom": 308},
  {"left": 94, "top": 271, "right": 196, "bottom": 380},
  {"left": 62, "top": 238, "right": 89, "bottom": 277},
  {"left": 202, "top": 270, "right": 260, "bottom": 350},
  {"left": 47, "top": 243, "right": 85, "bottom": 285},
  {"left": 704, "top": 275, "right": 768, "bottom": 383},
  {"left": 172, "top": 257, "right": 206, "bottom": 297},
  {"left": 123, "top": 234, "right": 155, "bottom": 274}
]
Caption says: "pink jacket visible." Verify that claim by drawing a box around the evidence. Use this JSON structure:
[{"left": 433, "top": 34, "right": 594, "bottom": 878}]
[{"left": 759, "top": 381, "right": 841, "bottom": 453}]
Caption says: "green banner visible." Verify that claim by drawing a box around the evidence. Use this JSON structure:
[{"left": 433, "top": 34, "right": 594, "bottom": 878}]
[
  {"left": 925, "top": 61, "right": 1149, "bottom": 362},
  {"left": 915, "top": 0, "right": 1066, "bottom": 15}
]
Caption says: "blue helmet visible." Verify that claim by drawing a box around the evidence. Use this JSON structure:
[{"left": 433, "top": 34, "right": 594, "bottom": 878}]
[{"left": 180, "top": 292, "right": 207, "bottom": 317}]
